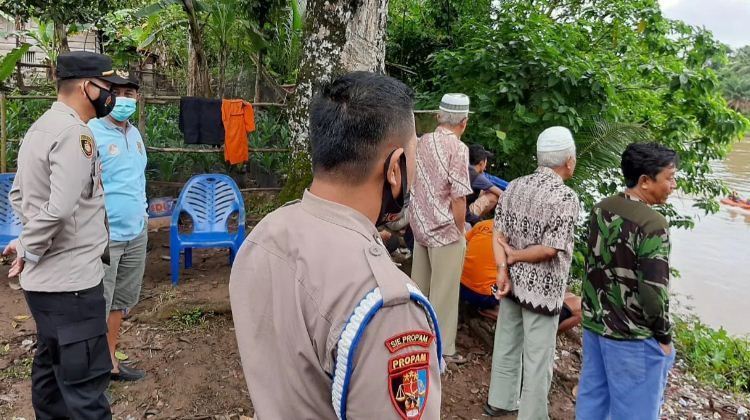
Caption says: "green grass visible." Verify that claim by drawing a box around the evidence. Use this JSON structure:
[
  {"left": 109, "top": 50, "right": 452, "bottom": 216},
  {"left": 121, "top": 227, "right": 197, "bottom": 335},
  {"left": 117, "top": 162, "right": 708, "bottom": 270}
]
[
  {"left": 674, "top": 314, "right": 750, "bottom": 393},
  {"left": 0, "top": 357, "right": 33, "bottom": 380},
  {"left": 170, "top": 307, "right": 213, "bottom": 329}
]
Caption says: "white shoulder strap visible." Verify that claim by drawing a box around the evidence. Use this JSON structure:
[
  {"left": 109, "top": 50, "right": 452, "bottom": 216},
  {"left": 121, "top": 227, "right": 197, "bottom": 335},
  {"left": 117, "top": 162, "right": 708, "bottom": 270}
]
[{"left": 331, "top": 284, "right": 442, "bottom": 420}]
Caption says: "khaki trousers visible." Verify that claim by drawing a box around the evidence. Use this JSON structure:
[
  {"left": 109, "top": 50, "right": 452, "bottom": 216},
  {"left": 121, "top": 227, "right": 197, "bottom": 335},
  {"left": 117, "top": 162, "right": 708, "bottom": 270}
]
[
  {"left": 488, "top": 297, "right": 558, "bottom": 420},
  {"left": 411, "top": 237, "right": 466, "bottom": 356}
]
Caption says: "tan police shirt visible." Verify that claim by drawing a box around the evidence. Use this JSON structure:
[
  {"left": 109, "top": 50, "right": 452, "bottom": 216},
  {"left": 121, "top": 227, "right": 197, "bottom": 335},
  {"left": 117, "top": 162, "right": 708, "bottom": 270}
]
[
  {"left": 10, "top": 101, "right": 107, "bottom": 292},
  {"left": 230, "top": 191, "right": 441, "bottom": 420}
]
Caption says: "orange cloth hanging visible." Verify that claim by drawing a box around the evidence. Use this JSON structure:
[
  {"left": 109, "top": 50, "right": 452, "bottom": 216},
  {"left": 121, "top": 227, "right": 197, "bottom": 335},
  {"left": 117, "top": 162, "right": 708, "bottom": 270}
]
[{"left": 221, "top": 99, "right": 256, "bottom": 165}]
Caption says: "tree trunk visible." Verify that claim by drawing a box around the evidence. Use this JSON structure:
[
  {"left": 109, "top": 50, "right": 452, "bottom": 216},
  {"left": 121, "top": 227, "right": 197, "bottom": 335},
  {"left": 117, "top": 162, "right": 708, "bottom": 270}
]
[
  {"left": 218, "top": 45, "right": 228, "bottom": 98},
  {"left": 278, "top": 0, "right": 389, "bottom": 203},
  {"left": 53, "top": 21, "right": 70, "bottom": 53},
  {"left": 183, "top": 0, "right": 212, "bottom": 97}
]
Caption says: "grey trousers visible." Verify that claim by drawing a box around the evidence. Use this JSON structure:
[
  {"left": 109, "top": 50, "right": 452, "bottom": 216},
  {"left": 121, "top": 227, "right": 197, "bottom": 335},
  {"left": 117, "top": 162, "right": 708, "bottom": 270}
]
[
  {"left": 488, "top": 297, "right": 558, "bottom": 420},
  {"left": 411, "top": 237, "right": 466, "bottom": 356},
  {"left": 103, "top": 227, "right": 148, "bottom": 314}
]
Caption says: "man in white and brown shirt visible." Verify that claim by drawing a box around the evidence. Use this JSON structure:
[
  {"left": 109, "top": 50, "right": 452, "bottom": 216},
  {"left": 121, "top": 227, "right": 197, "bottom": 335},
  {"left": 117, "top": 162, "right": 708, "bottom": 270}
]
[
  {"left": 409, "top": 93, "right": 472, "bottom": 364},
  {"left": 486, "top": 126, "right": 580, "bottom": 419}
]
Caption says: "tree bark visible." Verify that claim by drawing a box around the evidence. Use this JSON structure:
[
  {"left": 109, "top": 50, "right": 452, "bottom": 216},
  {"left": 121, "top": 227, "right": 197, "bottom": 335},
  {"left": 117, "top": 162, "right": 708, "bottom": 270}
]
[
  {"left": 279, "top": 0, "right": 389, "bottom": 203},
  {"left": 53, "top": 21, "right": 69, "bottom": 53},
  {"left": 183, "top": 0, "right": 212, "bottom": 97}
]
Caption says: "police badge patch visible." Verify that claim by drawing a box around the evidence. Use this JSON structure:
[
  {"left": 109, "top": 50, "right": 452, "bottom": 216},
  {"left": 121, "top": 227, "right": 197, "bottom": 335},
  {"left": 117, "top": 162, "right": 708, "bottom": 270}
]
[
  {"left": 388, "top": 351, "right": 429, "bottom": 420},
  {"left": 80, "top": 135, "right": 94, "bottom": 159},
  {"left": 137, "top": 141, "right": 144, "bottom": 155},
  {"left": 385, "top": 331, "right": 434, "bottom": 354}
]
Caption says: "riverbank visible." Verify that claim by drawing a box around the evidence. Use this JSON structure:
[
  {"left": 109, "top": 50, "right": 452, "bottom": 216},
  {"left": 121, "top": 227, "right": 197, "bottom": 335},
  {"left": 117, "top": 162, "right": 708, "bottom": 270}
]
[{"left": 1, "top": 230, "right": 748, "bottom": 419}]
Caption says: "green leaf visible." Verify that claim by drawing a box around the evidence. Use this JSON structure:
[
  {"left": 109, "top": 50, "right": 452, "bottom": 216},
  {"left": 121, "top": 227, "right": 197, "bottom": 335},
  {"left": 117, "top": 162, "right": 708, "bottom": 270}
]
[
  {"left": 135, "top": 0, "right": 181, "bottom": 18},
  {"left": 495, "top": 130, "right": 507, "bottom": 141},
  {"left": 0, "top": 44, "right": 30, "bottom": 83}
]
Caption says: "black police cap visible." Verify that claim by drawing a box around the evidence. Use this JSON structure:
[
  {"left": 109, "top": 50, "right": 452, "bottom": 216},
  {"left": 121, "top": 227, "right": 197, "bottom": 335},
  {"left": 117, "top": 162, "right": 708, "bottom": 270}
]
[
  {"left": 108, "top": 69, "right": 140, "bottom": 90},
  {"left": 56, "top": 51, "right": 121, "bottom": 83}
]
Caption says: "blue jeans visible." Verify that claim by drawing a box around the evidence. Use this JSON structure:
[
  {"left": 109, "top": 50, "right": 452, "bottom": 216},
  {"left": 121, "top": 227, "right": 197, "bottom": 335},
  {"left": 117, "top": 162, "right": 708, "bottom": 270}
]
[
  {"left": 576, "top": 329, "right": 675, "bottom": 420},
  {"left": 459, "top": 284, "right": 499, "bottom": 310}
]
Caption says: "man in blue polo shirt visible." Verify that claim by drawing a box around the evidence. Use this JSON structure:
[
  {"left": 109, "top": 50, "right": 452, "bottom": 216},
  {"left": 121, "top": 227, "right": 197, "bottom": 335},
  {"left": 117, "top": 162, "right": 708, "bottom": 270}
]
[{"left": 88, "top": 70, "right": 148, "bottom": 382}]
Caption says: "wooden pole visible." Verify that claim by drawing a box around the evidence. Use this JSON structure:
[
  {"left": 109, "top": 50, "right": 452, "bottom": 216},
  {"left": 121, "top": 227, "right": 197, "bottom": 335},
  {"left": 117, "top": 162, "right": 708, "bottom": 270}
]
[
  {"left": 148, "top": 180, "right": 282, "bottom": 192},
  {"left": 6, "top": 95, "right": 56, "bottom": 100},
  {"left": 1, "top": 92, "right": 7, "bottom": 173},
  {"left": 138, "top": 94, "right": 146, "bottom": 140}
]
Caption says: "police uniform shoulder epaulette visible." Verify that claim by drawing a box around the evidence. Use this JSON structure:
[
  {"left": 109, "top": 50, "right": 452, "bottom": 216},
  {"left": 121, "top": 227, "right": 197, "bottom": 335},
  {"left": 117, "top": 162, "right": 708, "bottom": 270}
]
[{"left": 280, "top": 199, "right": 301, "bottom": 208}]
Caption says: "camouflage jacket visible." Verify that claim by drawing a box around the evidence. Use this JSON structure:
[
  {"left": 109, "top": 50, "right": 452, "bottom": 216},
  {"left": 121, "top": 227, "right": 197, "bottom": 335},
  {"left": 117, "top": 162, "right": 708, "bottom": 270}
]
[{"left": 582, "top": 193, "right": 672, "bottom": 344}]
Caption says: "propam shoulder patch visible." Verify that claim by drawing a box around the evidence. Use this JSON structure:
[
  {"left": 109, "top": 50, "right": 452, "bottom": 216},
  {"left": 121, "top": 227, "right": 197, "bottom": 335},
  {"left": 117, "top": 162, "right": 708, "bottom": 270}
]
[
  {"left": 80, "top": 134, "right": 94, "bottom": 159},
  {"left": 389, "top": 351, "right": 430, "bottom": 420}
]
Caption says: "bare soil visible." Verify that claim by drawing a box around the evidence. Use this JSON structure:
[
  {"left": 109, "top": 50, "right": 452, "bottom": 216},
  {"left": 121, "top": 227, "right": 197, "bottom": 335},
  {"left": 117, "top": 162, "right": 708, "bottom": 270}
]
[{"left": 1, "top": 230, "right": 747, "bottom": 419}]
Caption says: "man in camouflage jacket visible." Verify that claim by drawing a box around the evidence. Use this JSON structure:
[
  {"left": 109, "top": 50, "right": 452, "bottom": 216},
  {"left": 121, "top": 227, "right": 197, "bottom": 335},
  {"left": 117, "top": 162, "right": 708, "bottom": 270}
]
[{"left": 577, "top": 143, "right": 679, "bottom": 420}]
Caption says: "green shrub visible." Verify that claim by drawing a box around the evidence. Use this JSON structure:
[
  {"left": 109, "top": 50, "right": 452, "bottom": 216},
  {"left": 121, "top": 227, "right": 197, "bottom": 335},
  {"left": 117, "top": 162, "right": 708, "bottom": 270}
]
[{"left": 674, "top": 314, "right": 750, "bottom": 393}]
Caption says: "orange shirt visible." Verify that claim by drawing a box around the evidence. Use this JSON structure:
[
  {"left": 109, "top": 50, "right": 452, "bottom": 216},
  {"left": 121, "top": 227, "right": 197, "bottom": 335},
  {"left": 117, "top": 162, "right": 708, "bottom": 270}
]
[
  {"left": 460, "top": 220, "right": 497, "bottom": 295},
  {"left": 221, "top": 99, "right": 256, "bottom": 165}
]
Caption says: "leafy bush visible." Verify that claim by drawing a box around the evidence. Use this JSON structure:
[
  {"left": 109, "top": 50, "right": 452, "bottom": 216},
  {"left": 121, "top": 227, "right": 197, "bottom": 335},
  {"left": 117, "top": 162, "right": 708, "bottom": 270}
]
[
  {"left": 5, "top": 97, "right": 54, "bottom": 169},
  {"left": 674, "top": 314, "right": 750, "bottom": 393}
]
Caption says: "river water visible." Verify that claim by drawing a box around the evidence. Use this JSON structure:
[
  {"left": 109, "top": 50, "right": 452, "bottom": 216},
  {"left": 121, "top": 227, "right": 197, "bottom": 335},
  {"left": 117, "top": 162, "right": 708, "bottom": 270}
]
[{"left": 670, "top": 138, "right": 750, "bottom": 337}]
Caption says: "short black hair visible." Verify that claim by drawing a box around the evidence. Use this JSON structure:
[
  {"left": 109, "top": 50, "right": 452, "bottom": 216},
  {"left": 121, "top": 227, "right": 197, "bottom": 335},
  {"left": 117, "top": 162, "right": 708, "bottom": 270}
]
[
  {"left": 309, "top": 71, "right": 415, "bottom": 183},
  {"left": 621, "top": 142, "right": 679, "bottom": 188},
  {"left": 469, "top": 144, "right": 490, "bottom": 165},
  {"left": 56, "top": 78, "right": 81, "bottom": 94}
]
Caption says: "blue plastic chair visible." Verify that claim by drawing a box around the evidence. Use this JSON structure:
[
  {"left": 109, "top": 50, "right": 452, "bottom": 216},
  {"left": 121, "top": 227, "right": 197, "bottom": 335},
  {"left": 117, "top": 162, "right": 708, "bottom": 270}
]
[
  {"left": 0, "top": 173, "right": 22, "bottom": 250},
  {"left": 170, "top": 174, "right": 245, "bottom": 285}
]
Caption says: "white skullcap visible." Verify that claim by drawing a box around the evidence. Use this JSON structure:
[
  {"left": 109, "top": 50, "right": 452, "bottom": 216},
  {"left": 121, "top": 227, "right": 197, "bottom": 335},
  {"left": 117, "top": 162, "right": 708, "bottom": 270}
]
[
  {"left": 537, "top": 126, "right": 575, "bottom": 152},
  {"left": 439, "top": 93, "right": 470, "bottom": 113}
]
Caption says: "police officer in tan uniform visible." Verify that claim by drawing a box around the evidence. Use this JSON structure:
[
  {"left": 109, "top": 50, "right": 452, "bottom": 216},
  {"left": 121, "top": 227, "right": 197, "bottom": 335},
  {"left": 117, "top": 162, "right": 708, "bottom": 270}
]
[
  {"left": 4, "top": 51, "right": 119, "bottom": 419},
  {"left": 230, "top": 72, "right": 442, "bottom": 419}
]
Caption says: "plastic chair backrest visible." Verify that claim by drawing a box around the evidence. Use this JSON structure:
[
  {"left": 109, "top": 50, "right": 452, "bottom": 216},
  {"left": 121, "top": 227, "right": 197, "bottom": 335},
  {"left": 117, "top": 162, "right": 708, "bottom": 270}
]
[
  {"left": 0, "top": 174, "right": 22, "bottom": 237},
  {"left": 173, "top": 174, "right": 244, "bottom": 233}
]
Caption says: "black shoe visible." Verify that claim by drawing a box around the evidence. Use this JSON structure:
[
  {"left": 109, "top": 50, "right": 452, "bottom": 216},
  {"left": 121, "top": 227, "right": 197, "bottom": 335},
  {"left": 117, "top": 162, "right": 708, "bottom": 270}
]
[
  {"left": 483, "top": 402, "right": 518, "bottom": 417},
  {"left": 111, "top": 364, "right": 146, "bottom": 382}
]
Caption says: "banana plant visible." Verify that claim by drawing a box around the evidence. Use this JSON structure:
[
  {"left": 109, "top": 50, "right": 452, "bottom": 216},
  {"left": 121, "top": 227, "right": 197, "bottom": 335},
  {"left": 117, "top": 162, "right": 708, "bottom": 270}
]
[{"left": 0, "top": 44, "right": 30, "bottom": 86}]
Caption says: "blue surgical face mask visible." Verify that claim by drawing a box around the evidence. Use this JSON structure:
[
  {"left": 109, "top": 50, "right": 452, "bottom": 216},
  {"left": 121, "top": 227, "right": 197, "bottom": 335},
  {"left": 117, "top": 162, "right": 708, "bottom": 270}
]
[{"left": 109, "top": 96, "right": 137, "bottom": 122}]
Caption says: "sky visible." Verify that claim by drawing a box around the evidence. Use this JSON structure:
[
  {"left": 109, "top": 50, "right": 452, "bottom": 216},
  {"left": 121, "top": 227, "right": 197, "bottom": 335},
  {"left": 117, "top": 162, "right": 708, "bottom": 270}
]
[{"left": 658, "top": 0, "right": 750, "bottom": 50}]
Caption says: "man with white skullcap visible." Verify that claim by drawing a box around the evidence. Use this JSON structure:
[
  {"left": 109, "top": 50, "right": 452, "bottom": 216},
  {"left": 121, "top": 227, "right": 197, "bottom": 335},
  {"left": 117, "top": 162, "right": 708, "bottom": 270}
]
[
  {"left": 484, "top": 126, "right": 580, "bottom": 419},
  {"left": 409, "top": 93, "right": 473, "bottom": 365}
]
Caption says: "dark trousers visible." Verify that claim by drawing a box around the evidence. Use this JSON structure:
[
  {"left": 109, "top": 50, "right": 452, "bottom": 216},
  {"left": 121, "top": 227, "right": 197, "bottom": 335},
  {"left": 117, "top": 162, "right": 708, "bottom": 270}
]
[
  {"left": 24, "top": 282, "right": 112, "bottom": 420},
  {"left": 459, "top": 284, "right": 499, "bottom": 310}
]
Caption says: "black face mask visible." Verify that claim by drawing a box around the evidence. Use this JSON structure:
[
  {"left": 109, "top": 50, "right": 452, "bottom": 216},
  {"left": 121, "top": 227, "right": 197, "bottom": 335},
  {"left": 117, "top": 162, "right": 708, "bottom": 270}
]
[
  {"left": 377, "top": 150, "right": 409, "bottom": 227},
  {"left": 85, "top": 81, "right": 116, "bottom": 119}
]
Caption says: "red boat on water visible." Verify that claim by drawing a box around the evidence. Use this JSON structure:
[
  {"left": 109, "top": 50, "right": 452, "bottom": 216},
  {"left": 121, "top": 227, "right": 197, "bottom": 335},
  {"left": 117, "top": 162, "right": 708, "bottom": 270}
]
[{"left": 720, "top": 197, "right": 750, "bottom": 210}]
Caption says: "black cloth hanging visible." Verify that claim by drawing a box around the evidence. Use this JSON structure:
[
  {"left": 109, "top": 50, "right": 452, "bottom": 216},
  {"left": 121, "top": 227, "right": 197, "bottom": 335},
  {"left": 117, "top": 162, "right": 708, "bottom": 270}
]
[{"left": 179, "top": 97, "right": 225, "bottom": 145}]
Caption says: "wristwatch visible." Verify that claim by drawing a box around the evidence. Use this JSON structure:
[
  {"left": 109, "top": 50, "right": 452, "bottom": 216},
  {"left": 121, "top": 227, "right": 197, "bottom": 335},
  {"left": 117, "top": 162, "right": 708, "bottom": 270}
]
[{"left": 498, "top": 262, "right": 507, "bottom": 269}]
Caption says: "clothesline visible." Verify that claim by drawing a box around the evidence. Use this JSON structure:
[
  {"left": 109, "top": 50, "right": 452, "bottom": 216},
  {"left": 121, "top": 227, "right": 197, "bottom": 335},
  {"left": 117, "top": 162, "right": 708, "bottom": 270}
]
[
  {"left": 146, "top": 146, "right": 290, "bottom": 154},
  {"left": 4, "top": 95, "right": 285, "bottom": 108}
]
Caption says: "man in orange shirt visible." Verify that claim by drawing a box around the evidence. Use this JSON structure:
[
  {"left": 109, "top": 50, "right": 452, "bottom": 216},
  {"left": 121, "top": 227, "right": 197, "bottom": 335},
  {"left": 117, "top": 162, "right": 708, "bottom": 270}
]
[
  {"left": 460, "top": 220, "right": 499, "bottom": 317},
  {"left": 461, "top": 220, "right": 582, "bottom": 332}
]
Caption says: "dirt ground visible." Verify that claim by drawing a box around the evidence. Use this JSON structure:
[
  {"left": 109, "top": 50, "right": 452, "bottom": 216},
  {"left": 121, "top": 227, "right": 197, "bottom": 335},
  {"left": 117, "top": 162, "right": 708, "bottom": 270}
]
[{"left": 1, "top": 230, "right": 747, "bottom": 419}]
